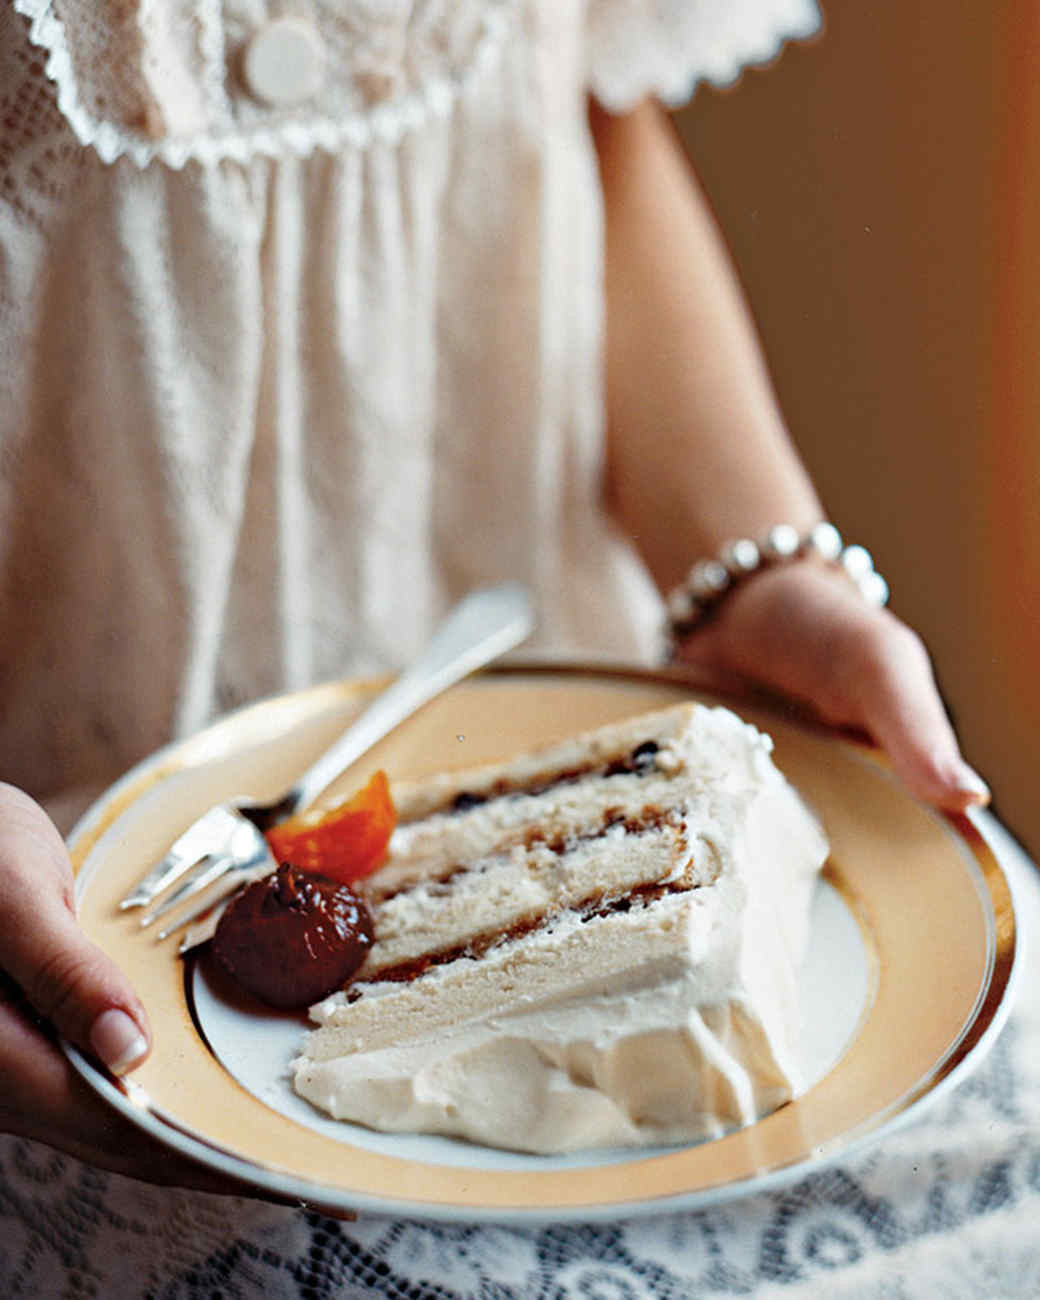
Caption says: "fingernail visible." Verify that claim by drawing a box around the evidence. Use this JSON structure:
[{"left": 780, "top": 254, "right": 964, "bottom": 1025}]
[
  {"left": 951, "top": 762, "right": 991, "bottom": 805},
  {"left": 90, "top": 1008, "right": 149, "bottom": 1076}
]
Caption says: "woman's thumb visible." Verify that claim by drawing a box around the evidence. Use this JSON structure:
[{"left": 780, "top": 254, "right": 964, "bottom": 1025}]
[{"left": 0, "top": 783, "right": 150, "bottom": 1075}]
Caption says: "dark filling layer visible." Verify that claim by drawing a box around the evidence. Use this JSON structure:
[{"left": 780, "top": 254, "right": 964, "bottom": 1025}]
[
  {"left": 399, "top": 740, "right": 662, "bottom": 824},
  {"left": 356, "top": 813, "right": 692, "bottom": 990},
  {"left": 370, "top": 801, "right": 674, "bottom": 905},
  {"left": 353, "top": 877, "right": 693, "bottom": 992}
]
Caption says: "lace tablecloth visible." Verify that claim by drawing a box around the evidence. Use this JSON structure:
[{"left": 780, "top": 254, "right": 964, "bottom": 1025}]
[{"left": 1, "top": 813, "right": 1037, "bottom": 1299}]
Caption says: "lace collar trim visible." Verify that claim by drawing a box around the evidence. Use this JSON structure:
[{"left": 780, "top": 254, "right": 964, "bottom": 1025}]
[{"left": 13, "top": 0, "right": 514, "bottom": 169}]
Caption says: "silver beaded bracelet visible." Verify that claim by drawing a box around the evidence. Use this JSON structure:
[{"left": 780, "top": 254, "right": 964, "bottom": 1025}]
[{"left": 665, "top": 521, "right": 890, "bottom": 642}]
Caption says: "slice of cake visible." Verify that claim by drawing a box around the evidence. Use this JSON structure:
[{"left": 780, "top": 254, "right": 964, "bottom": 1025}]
[{"left": 292, "top": 703, "right": 828, "bottom": 1153}]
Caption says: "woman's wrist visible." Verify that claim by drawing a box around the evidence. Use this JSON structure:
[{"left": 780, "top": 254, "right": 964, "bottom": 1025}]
[{"left": 663, "top": 521, "right": 890, "bottom": 651}]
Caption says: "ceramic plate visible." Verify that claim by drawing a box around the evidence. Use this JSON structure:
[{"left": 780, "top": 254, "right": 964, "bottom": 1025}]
[{"left": 65, "top": 666, "right": 1020, "bottom": 1222}]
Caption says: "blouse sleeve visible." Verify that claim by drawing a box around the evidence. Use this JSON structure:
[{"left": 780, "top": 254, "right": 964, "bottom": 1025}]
[{"left": 585, "top": 0, "right": 822, "bottom": 112}]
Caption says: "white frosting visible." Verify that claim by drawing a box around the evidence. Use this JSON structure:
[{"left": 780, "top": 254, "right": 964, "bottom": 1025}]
[{"left": 292, "top": 705, "right": 828, "bottom": 1153}]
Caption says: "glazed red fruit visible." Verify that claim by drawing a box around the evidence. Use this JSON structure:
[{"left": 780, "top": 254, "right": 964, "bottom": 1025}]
[{"left": 212, "top": 864, "right": 374, "bottom": 1009}]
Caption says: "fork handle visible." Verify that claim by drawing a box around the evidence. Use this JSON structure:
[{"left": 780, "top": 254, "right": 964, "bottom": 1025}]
[{"left": 276, "top": 582, "right": 535, "bottom": 819}]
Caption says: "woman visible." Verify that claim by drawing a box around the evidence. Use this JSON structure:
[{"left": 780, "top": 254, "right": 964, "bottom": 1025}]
[{"left": 0, "top": 0, "right": 988, "bottom": 1287}]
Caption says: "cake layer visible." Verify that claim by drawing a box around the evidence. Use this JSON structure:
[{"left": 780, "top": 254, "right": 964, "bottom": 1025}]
[
  {"left": 386, "top": 705, "right": 699, "bottom": 824},
  {"left": 307, "top": 890, "right": 719, "bottom": 1055},
  {"left": 364, "top": 764, "right": 695, "bottom": 904},
  {"left": 363, "top": 818, "right": 713, "bottom": 980},
  {"left": 295, "top": 899, "right": 799, "bottom": 1150}
]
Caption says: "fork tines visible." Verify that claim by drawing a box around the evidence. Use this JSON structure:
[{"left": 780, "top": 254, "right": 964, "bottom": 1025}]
[{"left": 118, "top": 805, "right": 247, "bottom": 912}]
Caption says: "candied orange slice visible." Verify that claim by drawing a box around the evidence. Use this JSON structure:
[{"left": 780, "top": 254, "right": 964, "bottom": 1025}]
[{"left": 265, "top": 770, "right": 397, "bottom": 885}]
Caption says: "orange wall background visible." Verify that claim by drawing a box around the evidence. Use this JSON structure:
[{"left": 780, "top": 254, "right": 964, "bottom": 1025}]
[{"left": 674, "top": 2, "right": 1040, "bottom": 857}]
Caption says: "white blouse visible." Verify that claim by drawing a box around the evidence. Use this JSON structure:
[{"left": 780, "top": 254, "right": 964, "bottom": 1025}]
[
  {"left": 0, "top": 0, "right": 825, "bottom": 1290},
  {"left": 0, "top": 0, "right": 818, "bottom": 809}
]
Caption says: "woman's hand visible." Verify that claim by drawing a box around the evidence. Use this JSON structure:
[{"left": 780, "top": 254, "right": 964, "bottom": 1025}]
[
  {"left": 674, "top": 561, "right": 990, "bottom": 813},
  {"left": 0, "top": 782, "right": 248, "bottom": 1190}
]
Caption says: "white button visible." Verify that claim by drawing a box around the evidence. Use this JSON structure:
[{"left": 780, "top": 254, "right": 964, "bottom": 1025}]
[{"left": 243, "top": 17, "right": 325, "bottom": 108}]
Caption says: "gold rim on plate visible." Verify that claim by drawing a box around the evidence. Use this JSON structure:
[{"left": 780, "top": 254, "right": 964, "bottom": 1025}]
[{"left": 66, "top": 664, "right": 1019, "bottom": 1221}]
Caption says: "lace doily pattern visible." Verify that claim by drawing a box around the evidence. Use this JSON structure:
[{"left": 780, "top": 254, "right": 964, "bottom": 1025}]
[
  {"left": 0, "top": 1003, "right": 1037, "bottom": 1297},
  {"left": 9, "top": 0, "right": 516, "bottom": 167},
  {"left": 586, "top": 0, "right": 822, "bottom": 110}
]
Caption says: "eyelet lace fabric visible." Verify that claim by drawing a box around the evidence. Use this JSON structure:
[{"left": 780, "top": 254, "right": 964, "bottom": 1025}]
[
  {"left": 0, "top": 0, "right": 824, "bottom": 791},
  {"left": 0, "top": 4, "right": 85, "bottom": 228}
]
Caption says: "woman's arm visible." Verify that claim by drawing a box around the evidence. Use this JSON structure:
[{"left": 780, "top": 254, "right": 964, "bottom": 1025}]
[
  {"left": 592, "top": 98, "right": 989, "bottom": 811},
  {"left": 593, "top": 97, "right": 820, "bottom": 590}
]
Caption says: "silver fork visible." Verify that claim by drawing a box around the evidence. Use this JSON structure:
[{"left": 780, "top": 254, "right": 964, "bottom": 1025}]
[{"left": 119, "top": 582, "right": 535, "bottom": 939}]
